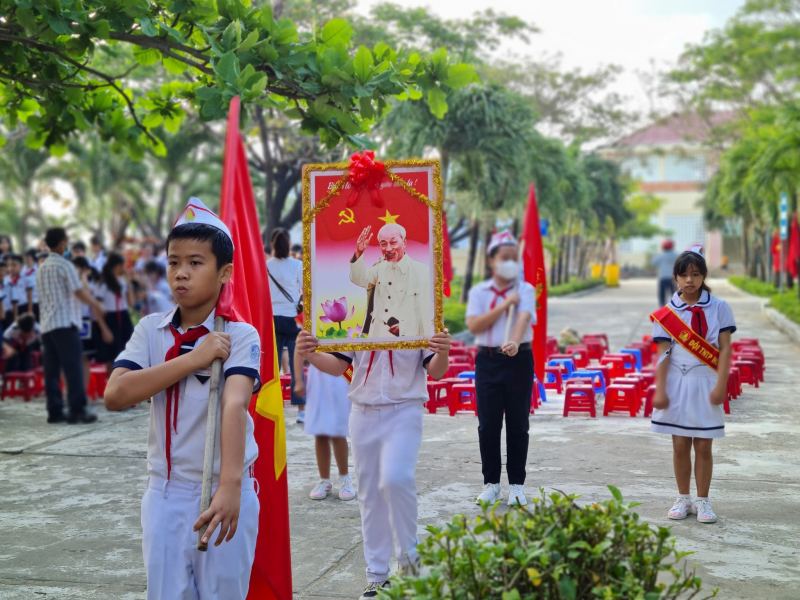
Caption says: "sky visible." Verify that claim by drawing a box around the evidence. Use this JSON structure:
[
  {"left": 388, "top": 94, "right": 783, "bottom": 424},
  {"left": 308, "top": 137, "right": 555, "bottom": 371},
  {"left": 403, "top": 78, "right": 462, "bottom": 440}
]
[{"left": 356, "top": 0, "right": 745, "bottom": 123}]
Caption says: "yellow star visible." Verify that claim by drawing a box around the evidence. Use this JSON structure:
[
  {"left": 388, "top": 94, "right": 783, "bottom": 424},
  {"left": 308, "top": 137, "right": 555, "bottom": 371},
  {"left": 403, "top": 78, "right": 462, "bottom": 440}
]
[{"left": 378, "top": 209, "right": 400, "bottom": 225}]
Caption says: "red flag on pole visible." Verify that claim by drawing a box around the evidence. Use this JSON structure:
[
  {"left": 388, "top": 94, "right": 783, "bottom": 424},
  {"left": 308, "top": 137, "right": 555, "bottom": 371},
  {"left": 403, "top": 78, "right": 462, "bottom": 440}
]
[
  {"left": 216, "top": 97, "right": 292, "bottom": 600},
  {"left": 790, "top": 212, "right": 800, "bottom": 279},
  {"left": 442, "top": 211, "right": 454, "bottom": 297},
  {"left": 521, "top": 184, "right": 547, "bottom": 382}
]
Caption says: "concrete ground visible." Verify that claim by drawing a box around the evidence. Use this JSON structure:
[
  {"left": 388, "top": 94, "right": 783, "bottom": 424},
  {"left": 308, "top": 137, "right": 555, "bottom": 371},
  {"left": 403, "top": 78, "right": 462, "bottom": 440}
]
[{"left": 0, "top": 278, "right": 798, "bottom": 599}]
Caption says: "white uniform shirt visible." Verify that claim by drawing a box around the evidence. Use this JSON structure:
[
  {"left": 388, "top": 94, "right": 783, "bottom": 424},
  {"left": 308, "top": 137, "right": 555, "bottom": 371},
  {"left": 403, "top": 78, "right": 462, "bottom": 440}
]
[
  {"left": 331, "top": 349, "right": 435, "bottom": 406},
  {"left": 96, "top": 278, "right": 129, "bottom": 312},
  {"left": 114, "top": 308, "right": 261, "bottom": 482},
  {"left": 466, "top": 279, "right": 536, "bottom": 347},
  {"left": 3, "top": 274, "right": 27, "bottom": 312},
  {"left": 349, "top": 254, "right": 433, "bottom": 338},
  {"left": 652, "top": 290, "right": 736, "bottom": 368},
  {"left": 267, "top": 257, "right": 302, "bottom": 317},
  {"left": 22, "top": 266, "right": 38, "bottom": 304}
]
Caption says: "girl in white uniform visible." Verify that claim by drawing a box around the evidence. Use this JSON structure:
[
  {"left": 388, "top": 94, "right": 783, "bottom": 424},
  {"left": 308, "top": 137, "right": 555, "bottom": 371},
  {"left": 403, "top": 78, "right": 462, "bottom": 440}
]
[
  {"left": 95, "top": 252, "right": 135, "bottom": 371},
  {"left": 651, "top": 246, "right": 735, "bottom": 524},
  {"left": 294, "top": 356, "right": 356, "bottom": 501}
]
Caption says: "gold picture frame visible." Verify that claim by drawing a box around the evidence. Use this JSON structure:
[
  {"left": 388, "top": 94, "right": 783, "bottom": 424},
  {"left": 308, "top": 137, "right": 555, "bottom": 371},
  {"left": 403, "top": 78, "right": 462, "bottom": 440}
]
[{"left": 301, "top": 159, "right": 444, "bottom": 352}]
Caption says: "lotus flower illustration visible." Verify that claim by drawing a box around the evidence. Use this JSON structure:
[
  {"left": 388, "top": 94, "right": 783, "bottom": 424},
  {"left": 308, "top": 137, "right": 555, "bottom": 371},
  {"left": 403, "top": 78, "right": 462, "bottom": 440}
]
[{"left": 320, "top": 297, "right": 355, "bottom": 330}]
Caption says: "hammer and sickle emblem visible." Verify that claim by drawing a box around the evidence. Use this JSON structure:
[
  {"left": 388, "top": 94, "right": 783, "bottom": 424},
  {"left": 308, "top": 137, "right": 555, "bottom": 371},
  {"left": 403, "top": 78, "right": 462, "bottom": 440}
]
[{"left": 338, "top": 208, "right": 355, "bottom": 225}]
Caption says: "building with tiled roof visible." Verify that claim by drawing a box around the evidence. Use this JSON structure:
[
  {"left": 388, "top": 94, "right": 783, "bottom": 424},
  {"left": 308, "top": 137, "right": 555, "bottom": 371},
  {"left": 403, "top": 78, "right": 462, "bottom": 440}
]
[{"left": 600, "top": 112, "right": 736, "bottom": 270}]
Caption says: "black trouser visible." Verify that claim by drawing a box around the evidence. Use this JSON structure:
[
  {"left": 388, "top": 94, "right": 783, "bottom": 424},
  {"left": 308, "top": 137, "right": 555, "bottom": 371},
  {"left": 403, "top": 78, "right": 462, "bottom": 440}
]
[
  {"left": 475, "top": 348, "right": 534, "bottom": 485},
  {"left": 42, "top": 326, "right": 87, "bottom": 418},
  {"left": 658, "top": 277, "right": 675, "bottom": 307},
  {"left": 274, "top": 316, "right": 303, "bottom": 406}
]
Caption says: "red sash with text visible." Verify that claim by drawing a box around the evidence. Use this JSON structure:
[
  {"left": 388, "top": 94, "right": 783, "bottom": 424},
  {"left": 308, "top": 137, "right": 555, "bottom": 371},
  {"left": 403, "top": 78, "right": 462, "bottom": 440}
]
[{"left": 649, "top": 305, "right": 719, "bottom": 371}]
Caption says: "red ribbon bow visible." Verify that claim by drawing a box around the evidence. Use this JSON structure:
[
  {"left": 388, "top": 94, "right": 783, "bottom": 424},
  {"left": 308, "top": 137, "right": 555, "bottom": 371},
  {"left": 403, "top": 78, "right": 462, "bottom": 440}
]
[
  {"left": 687, "top": 306, "right": 708, "bottom": 339},
  {"left": 164, "top": 324, "right": 209, "bottom": 479},
  {"left": 347, "top": 150, "right": 386, "bottom": 208}
]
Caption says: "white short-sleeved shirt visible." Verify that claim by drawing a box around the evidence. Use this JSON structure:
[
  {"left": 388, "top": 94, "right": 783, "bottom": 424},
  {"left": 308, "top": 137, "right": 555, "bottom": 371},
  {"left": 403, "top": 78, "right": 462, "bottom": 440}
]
[
  {"left": 96, "top": 278, "right": 130, "bottom": 313},
  {"left": 652, "top": 290, "right": 736, "bottom": 367},
  {"left": 466, "top": 279, "right": 536, "bottom": 347},
  {"left": 113, "top": 308, "right": 261, "bottom": 483},
  {"left": 3, "top": 275, "right": 27, "bottom": 312},
  {"left": 330, "top": 349, "right": 435, "bottom": 406},
  {"left": 267, "top": 257, "right": 302, "bottom": 317},
  {"left": 23, "top": 266, "right": 38, "bottom": 303}
]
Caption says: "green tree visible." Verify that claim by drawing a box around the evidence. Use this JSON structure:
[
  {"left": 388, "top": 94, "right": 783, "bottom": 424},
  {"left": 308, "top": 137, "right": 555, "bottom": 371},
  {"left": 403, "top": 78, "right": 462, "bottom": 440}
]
[
  {"left": 0, "top": 0, "right": 475, "bottom": 154},
  {"left": 0, "top": 132, "right": 51, "bottom": 247}
]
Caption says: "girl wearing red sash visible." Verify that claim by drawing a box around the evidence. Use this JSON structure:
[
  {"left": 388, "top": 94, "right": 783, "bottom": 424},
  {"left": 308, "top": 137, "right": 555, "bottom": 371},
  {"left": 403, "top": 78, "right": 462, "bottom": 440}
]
[{"left": 651, "top": 246, "right": 735, "bottom": 524}]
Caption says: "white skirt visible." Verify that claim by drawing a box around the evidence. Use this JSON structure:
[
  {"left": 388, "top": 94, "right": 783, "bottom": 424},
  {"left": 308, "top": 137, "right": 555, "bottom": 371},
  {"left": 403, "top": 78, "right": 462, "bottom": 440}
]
[
  {"left": 650, "top": 362, "right": 725, "bottom": 439},
  {"left": 304, "top": 366, "right": 351, "bottom": 437}
]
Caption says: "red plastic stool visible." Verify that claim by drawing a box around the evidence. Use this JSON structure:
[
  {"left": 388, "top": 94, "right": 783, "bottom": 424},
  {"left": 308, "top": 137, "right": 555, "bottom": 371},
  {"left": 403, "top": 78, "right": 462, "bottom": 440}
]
[
  {"left": 643, "top": 384, "right": 656, "bottom": 418},
  {"left": 87, "top": 364, "right": 109, "bottom": 401},
  {"left": 449, "top": 383, "right": 478, "bottom": 416},
  {"left": 735, "top": 351, "right": 764, "bottom": 382},
  {"left": 543, "top": 365, "right": 564, "bottom": 394},
  {"left": 565, "top": 345, "right": 590, "bottom": 368},
  {"left": 727, "top": 367, "right": 741, "bottom": 399},
  {"left": 733, "top": 359, "right": 758, "bottom": 387},
  {"left": 426, "top": 381, "right": 449, "bottom": 414},
  {"left": 603, "top": 383, "right": 639, "bottom": 417},
  {"left": 2, "top": 371, "right": 39, "bottom": 401},
  {"left": 563, "top": 384, "right": 596, "bottom": 417},
  {"left": 613, "top": 377, "right": 645, "bottom": 412}
]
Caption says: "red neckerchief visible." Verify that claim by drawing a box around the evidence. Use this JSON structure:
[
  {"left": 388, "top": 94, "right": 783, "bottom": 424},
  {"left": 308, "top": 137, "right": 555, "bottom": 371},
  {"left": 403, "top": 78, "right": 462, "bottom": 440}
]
[
  {"left": 163, "top": 323, "right": 209, "bottom": 479},
  {"left": 687, "top": 306, "right": 708, "bottom": 339},
  {"left": 9, "top": 275, "right": 19, "bottom": 286},
  {"left": 364, "top": 350, "right": 394, "bottom": 383},
  {"left": 489, "top": 285, "right": 513, "bottom": 309}
]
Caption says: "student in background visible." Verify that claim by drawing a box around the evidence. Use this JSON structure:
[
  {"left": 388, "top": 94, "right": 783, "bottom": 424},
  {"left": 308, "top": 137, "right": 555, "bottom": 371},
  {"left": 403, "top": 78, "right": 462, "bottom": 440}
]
[
  {"left": 2, "top": 313, "right": 41, "bottom": 372},
  {"left": 95, "top": 252, "right": 135, "bottom": 372},
  {"left": 23, "top": 249, "right": 39, "bottom": 318},
  {"left": 3, "top": 254, "right": 27, "bottom": 329}
]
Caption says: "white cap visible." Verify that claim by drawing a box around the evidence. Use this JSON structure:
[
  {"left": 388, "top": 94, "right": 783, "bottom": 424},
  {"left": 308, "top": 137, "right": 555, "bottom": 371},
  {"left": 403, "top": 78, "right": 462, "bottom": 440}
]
[
  {"left": 487, "top": 229, "right": 517, "bottom": 255},
  {"left": 687, "top": 243, "right": 705, "bottom": 258},
  {"left": 173, "top": 198, "right": 233, "bottom": 244}
]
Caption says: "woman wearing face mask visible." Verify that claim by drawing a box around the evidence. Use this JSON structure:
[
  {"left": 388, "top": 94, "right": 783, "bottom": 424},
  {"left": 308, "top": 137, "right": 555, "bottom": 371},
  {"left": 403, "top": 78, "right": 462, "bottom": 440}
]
[{"left": 466, "top": 230, "right": 536, "bottom": 507}]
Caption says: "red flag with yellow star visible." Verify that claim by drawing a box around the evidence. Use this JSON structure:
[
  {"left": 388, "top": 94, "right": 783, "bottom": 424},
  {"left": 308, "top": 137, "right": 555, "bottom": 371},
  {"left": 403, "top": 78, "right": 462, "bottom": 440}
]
[{"left": 216, "top": 97, "right": 292, "bottom": 600}]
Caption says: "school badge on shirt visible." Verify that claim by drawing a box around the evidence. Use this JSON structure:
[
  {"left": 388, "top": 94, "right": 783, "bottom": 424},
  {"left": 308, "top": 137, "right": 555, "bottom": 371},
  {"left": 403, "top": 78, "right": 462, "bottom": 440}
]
[{"left": 250, "top": 343, "right": 261, "bottom": 366}]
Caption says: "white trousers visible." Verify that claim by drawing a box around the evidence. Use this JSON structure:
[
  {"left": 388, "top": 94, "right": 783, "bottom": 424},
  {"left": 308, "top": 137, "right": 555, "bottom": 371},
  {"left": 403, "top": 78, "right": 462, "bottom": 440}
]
[
  {"left": 350, "top": 401, "right": 423, "bottom": 583},
  {"left": 141, "top": 476, "right": 259, "bottom": 600}
]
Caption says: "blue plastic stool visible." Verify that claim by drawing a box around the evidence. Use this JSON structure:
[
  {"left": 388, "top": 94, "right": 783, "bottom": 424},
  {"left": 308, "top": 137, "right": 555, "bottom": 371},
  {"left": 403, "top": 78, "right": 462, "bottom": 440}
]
[
  {"left": 457, "top": 370, "right": 476, "bottom": 380},
  {"left": 547, "top": 358, "right": 576, "bottom": 376},
  {"left": 565, "top": 368, "right": 607, "bottom": 396},
  {"left": 619, "top": 348, "right": 643, "bottom": 371},
  {"left": 534, "top": 378, "right": 547, "bottom": 403}
]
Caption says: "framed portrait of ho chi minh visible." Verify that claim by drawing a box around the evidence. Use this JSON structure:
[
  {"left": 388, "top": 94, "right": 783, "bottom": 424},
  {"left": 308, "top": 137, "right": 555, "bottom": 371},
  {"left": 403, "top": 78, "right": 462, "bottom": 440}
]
[{"left": 301, "top": 154, "right": 444, "bottom": 351}]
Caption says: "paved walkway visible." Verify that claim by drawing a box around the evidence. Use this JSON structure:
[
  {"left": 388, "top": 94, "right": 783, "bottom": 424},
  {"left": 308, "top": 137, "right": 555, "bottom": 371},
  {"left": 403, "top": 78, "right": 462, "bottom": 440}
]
[{"left": 1, "top": 278, "right": 798, "bottom": 599}]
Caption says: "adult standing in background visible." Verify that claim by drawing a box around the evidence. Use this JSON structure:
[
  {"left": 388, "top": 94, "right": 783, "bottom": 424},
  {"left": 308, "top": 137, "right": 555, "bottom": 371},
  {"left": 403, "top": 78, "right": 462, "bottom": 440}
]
[
  {"left": 37, "top": 227, "right": 112, "bottom": 424},
  {"left": 652, "top": 239, "right": 678, "bottom": 307},
  {"left": 267, "top": 228, "right": 305, "bottom": 423}
]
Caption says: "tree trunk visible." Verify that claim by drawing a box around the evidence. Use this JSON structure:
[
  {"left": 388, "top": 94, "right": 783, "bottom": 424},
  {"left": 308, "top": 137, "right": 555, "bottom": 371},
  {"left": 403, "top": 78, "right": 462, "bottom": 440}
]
[
  {"left": 482, "top": 227, "right": 493, "bottom": 280},
  {"left": 743, "top": 223, "right": 752, "bottom": 278},
  {"left": 461, "top": 219, "right": 481, "bottom": 303}
]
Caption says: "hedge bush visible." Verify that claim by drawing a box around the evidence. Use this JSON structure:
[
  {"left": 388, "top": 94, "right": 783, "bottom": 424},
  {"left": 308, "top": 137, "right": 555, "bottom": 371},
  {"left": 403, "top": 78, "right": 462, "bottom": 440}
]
[
  {"left": 383, "top": 487, "right": 715, "bottom": 600},
  {"left": 728, "top": 276, "right": 800, "bottom": 324}
]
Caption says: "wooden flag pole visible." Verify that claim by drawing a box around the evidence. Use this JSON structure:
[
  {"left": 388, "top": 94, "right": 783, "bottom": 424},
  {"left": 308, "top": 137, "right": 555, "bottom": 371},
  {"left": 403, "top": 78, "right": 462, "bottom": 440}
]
[
  {"left": 197, "top": 315, "right": 226, "bottom": 551},
  {"left": 504, "top": 303, "right": 516, "bottom": 347}
]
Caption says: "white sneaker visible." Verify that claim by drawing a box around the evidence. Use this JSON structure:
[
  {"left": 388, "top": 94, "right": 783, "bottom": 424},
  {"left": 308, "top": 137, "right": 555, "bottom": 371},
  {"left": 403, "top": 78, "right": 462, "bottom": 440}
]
[
  {"left": 296, "top": 409, "right": 305, "bottom": 424},
  {"left": 695, "top": 498, "right": 718, "bottom": 524},
  {"left": 507, "top": 484, "right": 528, "bottom": 506},
  {"left": 476, "top": 482, "right": 501, "bottom": 504},
  {"left": 359, "top": 581, "right": 389, "bottom": 599},
  {"left": 309, "top": 480, "right": 332, "bottom": 500},
  {"left": 667, "top": 496, "right": 694, "bottom": 520},
  {"left": 338, "top": 475, "right": 356, "bottom": 501}
]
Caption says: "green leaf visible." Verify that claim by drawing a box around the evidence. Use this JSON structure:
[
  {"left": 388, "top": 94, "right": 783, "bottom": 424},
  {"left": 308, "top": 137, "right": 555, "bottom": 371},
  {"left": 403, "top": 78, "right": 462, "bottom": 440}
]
[
  {"left": 445, "top": 63, "right": 478, "bottom": 89},
  {"left": 320, "top": 18, "right": 353, "bottom": 47},
  {"left": 163, "top": 57, "right": 188, "bottom": 75},
  {"left": 216, "top": 52, "right": 240, "bottom": 85},
  {"left": 608, "top": 485, "right": 623, "bottom": 503},
  {"left": 134, "top": 47, "right": 161, "bottom": 67},
  {"left": 239, "top": 29, "right": 260, "bottom": 52},
  {"left": 222, "top": 20, "right": 242, "bottom": 50},
  {"left": 353, "top": 46, "right": 374, "bottom": 83},
  {"left": 138, "top": 17, "right": 157, "bottom": 37},
  {"left": 558, "top": 577, "right": 577, "bottom": 600},
  {"left": 426, "top": 87, "right": 448, "bottom": 119}
]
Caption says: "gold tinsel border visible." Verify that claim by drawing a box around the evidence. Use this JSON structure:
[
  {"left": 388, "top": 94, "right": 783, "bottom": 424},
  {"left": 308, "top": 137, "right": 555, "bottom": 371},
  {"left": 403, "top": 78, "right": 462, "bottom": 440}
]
[{"left": 302, "top": 159, "right": 444, "bottom": 352}]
